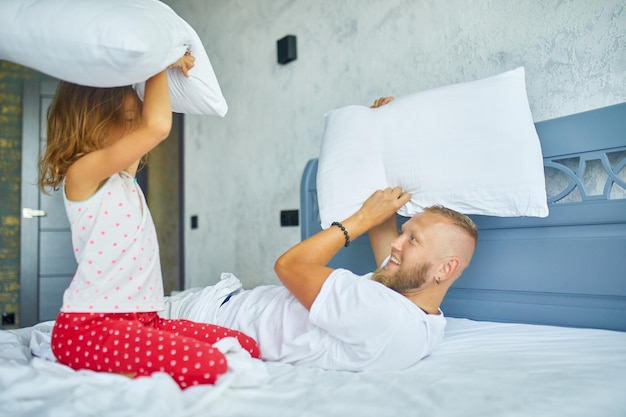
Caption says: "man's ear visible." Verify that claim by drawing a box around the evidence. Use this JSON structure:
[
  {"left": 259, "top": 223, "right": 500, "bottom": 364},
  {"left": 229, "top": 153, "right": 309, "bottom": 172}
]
[{"left": 438, "top": 257, "right": 461, "bottom": 282}]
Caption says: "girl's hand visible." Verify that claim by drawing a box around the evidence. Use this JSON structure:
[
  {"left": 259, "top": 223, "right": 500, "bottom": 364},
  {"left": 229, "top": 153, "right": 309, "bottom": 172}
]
[
  {"left": 168, "top": 51, "right": 196, "bottom": 77},
  {"left": 370, "top": 97, "right": 395, "bottom": 108}
]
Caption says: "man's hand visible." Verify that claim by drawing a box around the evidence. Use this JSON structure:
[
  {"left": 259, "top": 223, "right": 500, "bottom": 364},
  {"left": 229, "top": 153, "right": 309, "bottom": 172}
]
[
  {"left": 358, "top": 187, "right": 410, "bottom": 229},
  {"left": 370, "top": 97, "right": 395, "bottom": 108},
  {"left": 362, "top": 188, "right": 410, "bottom": 267}
]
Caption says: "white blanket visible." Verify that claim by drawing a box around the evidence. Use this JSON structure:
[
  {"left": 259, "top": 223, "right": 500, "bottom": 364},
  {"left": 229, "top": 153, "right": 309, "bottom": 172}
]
[
  {"left": 2, "top": 318, "right": 625, "bottom": 417},
  {"left": 0, "top": 321, "right": 268, "bottom": 417}
]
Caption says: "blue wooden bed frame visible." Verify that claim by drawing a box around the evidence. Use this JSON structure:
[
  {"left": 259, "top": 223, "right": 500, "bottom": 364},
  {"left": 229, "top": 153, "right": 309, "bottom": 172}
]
[{"left": 301, "top": 102, "right": 626, "bottom": 332}]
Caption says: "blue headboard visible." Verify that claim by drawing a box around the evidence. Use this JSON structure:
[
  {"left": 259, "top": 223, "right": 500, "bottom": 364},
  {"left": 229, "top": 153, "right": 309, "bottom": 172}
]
[{"left": 301, "top": 102, "right": 626, "bottom": 331}]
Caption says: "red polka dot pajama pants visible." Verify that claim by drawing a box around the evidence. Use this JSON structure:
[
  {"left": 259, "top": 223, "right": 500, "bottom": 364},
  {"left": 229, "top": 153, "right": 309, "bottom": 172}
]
[{"left": 51, "top": 311, "right": 260, "bottom": 389}]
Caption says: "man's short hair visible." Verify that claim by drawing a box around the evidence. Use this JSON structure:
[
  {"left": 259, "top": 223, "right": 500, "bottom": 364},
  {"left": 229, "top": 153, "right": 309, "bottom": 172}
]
[{"left": 424, "top": 205, "right": 478, "bottom": 242}]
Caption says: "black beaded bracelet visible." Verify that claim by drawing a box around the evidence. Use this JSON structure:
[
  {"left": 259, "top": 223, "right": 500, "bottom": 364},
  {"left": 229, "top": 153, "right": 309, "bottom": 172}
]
[{"left": 331, "top": 221, "right": 351, "bottom": 247}]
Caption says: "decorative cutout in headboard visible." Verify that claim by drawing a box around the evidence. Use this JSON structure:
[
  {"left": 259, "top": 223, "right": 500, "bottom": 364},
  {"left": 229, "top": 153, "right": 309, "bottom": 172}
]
[{"left": 546, "top": 150, "right": 626, "bottom": 203}]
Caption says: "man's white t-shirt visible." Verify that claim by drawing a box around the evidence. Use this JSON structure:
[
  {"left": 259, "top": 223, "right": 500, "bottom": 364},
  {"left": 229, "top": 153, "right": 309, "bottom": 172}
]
[{"left": 213, "top": 268, "right": 446, "bottom": 371}]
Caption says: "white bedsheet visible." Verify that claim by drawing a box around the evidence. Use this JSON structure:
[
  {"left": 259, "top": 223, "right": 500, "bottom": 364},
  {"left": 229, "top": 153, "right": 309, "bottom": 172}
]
[{"left": 1, "top": 318, "right": 625, "bottom": 417}]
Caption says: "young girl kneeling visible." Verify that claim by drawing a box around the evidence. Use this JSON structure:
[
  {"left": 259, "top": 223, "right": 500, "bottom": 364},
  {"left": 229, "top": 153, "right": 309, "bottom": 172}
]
[{"left": 38, "top": 54, "right": 260, "bottom": 389}]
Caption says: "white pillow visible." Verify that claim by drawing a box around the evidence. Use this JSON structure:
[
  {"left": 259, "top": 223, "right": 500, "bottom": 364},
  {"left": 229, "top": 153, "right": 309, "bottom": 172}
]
[
  {"left": 0, "top": 0, "right": 227, "bottom": 116},
  {"left": 316, "top": 67, "right": 548, "bottom": 229}
]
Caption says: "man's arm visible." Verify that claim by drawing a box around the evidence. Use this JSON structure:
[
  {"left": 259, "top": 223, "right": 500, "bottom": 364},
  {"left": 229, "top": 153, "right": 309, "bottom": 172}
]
[
  {"left": 368, "top": 215, "right": 399, "bottom": 268},
  {"left": 367, "top": 95, "right": 399, "bottom": 267},
  {"left": 274, "top": 187, "right": 410, "bottom": 310}
]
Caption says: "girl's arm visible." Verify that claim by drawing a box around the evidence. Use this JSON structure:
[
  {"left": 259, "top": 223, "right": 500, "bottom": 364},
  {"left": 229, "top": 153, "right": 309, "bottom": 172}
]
[
  {"left": 65, "top": 71, "right": 171, "bottom": 201},
  {"left": 65, "top": 53, "right": 195, "bottom": 201}
]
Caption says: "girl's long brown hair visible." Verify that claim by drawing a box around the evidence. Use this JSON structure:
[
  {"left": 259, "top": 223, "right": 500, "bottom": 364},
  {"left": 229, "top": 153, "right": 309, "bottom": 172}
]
[{"left": 38, "top": 82, "right": 141, "bottom": 192}]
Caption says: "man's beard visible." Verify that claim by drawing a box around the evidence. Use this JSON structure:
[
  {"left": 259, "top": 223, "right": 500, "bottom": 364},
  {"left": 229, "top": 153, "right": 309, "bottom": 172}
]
[{"left": 371, "top": 261, "right": 432, "bottom": 294}]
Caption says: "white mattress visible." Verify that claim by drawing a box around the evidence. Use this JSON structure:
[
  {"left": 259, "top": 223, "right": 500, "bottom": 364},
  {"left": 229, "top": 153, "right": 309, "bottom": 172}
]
[{"left": 1, "top": 317, "right": 625, "bottom": 417}]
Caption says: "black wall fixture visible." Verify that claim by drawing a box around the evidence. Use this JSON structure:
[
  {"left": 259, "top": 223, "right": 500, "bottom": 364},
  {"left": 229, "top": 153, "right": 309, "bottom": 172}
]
[{"left": 277, "top": 35, "right": 297, "bottom": 64}]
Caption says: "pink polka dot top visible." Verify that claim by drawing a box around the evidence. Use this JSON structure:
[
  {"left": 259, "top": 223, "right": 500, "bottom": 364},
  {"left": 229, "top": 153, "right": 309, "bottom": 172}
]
[{"left": 61, "top": 171, "right": 165, "bottom": 313}]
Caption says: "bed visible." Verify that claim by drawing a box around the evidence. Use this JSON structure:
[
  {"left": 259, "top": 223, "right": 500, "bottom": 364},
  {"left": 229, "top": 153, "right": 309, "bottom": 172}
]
[{"left": 2, "top": 103, "right": 626, "bottom": 417}]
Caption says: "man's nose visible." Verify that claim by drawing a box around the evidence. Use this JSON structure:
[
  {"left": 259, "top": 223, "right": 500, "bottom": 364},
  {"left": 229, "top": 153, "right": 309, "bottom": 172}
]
[{"left": 390, "top": 235, "right": 404, "bottom": 251}]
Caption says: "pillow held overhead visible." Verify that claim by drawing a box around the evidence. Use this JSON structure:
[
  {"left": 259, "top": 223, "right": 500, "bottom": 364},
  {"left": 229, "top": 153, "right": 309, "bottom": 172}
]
[
  {"left": 0, "top": 0, "right": 227, "bottom": 116},
  {"left": 316, "top": 67, "right": 548, "bottom": 230}
]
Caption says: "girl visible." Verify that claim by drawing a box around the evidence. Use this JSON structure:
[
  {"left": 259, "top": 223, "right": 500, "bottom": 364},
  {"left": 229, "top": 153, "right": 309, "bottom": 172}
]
[{"left": 38, "top": 54, "right": 260, "bottom": 389}]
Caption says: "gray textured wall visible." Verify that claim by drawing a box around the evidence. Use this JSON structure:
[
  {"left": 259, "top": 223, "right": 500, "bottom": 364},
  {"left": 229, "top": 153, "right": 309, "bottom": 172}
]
[{"left": 163, "top": 0, "right": 626, "bottom": 288}]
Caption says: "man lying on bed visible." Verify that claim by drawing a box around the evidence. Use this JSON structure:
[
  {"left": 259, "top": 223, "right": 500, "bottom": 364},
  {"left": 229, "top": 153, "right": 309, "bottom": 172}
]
[
  {"left": 162, "top": 189, "right": 477, "bottom": 371},
  {"left": 162, "top": 95, "right": 477, "bottom": 370}
]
